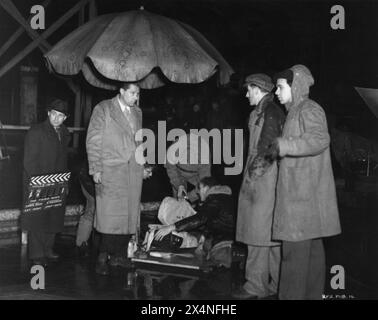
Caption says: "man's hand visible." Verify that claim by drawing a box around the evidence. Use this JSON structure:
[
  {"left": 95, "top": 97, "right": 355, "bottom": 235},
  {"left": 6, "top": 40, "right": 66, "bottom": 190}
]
[
  {"left": 93, "top": 172, "right": 102, "bottom": 184},
  {"left": 143, "top": 167, "right": 153, "bottom": 179},
  {"left": 248, "top": 156, "right": 266, "bottom": 180},
  {"left": 154, "top": 224, "right": 176, "bottom": 241},
  {"left": 264, "top": 140, "right": 280, "bottom": 162},
  {"left": 177, "top": 185, "right": 187, "bottom": 200}
]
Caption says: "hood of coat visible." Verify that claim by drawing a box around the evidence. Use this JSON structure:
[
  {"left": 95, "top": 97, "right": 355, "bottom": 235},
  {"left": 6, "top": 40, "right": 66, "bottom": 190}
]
[
  {"left": 205, "top": 185, "right": 232, "bottom": 198},
  {"left": 288, "top": 64, "right": 314, "bottom": 109}
]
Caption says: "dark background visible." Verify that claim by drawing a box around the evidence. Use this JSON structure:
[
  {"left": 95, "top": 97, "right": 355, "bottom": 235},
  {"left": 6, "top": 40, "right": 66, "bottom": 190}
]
[
  {"left": 0, "top": 0, "right": 377, "bottom": 138},
  {"left": 0, "top": 0, "right": 377, "bottom": 209}
]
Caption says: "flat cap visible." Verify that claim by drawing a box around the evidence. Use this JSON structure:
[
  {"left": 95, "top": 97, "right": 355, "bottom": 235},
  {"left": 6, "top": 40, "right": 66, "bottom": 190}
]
[{"left": 244, "top": 73, "right": 274, "bottom": 92}]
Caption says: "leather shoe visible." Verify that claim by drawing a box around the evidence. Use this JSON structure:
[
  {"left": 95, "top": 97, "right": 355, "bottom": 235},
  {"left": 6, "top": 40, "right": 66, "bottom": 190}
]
[
  {"left": 232, "top": 287, "right": 258, "bottom": 300},
  {"left": 31, "top": 257, "right": 48, "bottom": 267}
]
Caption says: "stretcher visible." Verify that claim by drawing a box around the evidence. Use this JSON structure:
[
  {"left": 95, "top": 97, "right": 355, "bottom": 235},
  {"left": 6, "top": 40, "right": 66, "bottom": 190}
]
[{"left": 131, "top": 249, "right": 214, "bottom": 272}]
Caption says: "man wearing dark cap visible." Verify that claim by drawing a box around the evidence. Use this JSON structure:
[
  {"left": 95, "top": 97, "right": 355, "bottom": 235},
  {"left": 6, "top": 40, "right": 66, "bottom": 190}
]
[
  {"left": 21, "top": 99, "right": 70, "bottom": 266},
  {"left": 268, "top": 65, "right": 341, "bottom": 299},
  {"left": 233, "top": 74, "right": 285, "bottom": 299}
]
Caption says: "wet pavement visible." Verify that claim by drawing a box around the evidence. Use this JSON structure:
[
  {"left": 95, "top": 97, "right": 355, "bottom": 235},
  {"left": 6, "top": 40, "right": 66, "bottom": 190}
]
[
  {"left": 1, "top": 149, "right": 378, "bottom": 299},
  {"left": 0, "top": 217, "right": 377, "bottom": 300},
  {"left": 0, "top": 234, "right": 245, "bottom": 300}
]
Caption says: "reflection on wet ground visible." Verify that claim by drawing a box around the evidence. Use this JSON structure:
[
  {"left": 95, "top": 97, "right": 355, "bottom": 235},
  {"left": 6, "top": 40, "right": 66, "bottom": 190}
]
[
  {"left": 1, "top": 151, "right": 378, "bottom": 299},
  {"left": 0, "top": 235, "right": 245, "bottom": 300},
  {"left": 0, "top": 224, "right": 377, "bottom": 300}
]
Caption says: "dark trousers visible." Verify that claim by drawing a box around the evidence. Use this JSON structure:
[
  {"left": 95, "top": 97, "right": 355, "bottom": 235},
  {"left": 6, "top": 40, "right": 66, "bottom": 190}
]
[
  {"left": 99, "top": 233, "right": 131, "bottom": 257},
  {"left": 28, "top": 231, "right": 56, "bottom": 259},
  {"left": 279, "top": 239, "right": 325, "bottom": 300}
]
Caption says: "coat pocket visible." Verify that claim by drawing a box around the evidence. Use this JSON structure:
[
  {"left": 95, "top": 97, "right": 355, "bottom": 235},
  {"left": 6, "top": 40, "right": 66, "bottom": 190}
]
[{"left": 285, "top": 166, "right": 312, "bottom": 201}]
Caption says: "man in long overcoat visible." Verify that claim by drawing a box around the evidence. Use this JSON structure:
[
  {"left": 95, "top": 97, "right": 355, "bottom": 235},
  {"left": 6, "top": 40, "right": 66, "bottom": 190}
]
[
  {"left": 86, "top": 83, "right": 149, "bottom": 275},
  {"left": 270, "top": 65, "right": 341, "bottom": 299},
  {"left": 233, "top": 74, "right": 285, "bottom": 299},
  {"left": 22, "top": 99, "right": 70, "bottom": 266}
]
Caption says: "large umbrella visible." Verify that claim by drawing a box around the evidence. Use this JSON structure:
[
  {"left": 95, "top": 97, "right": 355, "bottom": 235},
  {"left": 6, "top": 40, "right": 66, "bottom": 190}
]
[{"left": 44, "top": 8, "right": 234, "bottom": 89}]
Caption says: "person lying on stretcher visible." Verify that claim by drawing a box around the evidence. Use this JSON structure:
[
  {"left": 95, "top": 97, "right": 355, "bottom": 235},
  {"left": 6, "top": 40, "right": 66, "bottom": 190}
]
[{"left": 154, "top": 177, "right": 235, "bottom": 253}]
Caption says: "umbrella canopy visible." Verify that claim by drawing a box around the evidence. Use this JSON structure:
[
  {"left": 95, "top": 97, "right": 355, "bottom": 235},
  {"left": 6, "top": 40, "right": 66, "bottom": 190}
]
[{"left": 44, "top": 8, "right": 234, "bottom": 89}]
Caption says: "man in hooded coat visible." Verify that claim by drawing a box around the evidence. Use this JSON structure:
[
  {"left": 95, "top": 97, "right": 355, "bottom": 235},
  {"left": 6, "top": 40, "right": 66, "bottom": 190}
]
[{"left": 269, "top": 65, "right": 341, "bottom": 300}]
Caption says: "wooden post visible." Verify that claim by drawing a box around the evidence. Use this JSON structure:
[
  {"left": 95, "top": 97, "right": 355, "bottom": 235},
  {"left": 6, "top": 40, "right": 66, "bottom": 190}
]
[
  {"left": 82, "top": 0, "right": 97, "bottom": 127},
  {"left": 83, "top": 92, "right": 93, "bottom": 127},
  {"left": 19, "top": 66, "right": 39, "bottom": 125},
  {"left": 72, "top": 3, "right": 88, "bottom": 149},
  {"left": 73, "top": 90, "right": 82, "bottom": 149},
  {"left": 79, "top": 3, "right": 85, "bottom": 26},
  {"left": 10, "top": 87, "right": 15, "bottom": 123},
  {"left": 89, "top": 0, "right": 98, "bottom": 19}
]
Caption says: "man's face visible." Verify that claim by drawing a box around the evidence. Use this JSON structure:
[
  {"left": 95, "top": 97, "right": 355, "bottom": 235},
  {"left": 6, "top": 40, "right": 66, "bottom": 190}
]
[
  {"left": 48, "top": 109, "right": 67, "bottom": 128},
  {"left": 120, "top": 84, "right": 140, "bottom": 107},
  {"left": 275, "top": 78, "right": 292, "bottom": 105},
  {"left": 246, "top": 85, "right": 260, "bottom": 106}
]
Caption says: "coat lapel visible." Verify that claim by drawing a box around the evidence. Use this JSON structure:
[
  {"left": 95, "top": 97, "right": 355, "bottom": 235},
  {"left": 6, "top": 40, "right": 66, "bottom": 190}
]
[
  {"left": 131, "top": 107, "right": 142, "bottom": 132},
  {"left": 109, "top": 97, "right": 134, "bottom": 137},
  {"left": 43, "top": 119, "right": 60, "bottom": 146},
  {"left": 109, "top": 97, "right": 143, "bottom": 141}
]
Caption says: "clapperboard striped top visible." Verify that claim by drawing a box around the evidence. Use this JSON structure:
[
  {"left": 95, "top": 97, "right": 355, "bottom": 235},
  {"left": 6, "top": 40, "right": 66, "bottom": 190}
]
[{"left": 30, "top": 173, "right": 71, "bottom": 186}]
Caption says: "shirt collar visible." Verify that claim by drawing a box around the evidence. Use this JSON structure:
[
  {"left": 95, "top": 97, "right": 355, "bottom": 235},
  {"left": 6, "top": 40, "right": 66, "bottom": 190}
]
[{"left": 117, "top": 96, "right": 129, "bottom": 113}]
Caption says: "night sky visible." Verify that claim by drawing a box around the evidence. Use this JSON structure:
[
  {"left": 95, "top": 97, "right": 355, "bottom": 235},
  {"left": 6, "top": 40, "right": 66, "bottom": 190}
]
[{"left": 0, "top": 0, "right": 377, "bottom": 138}]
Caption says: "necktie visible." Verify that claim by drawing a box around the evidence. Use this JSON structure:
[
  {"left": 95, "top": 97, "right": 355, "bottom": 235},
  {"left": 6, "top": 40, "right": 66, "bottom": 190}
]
[
  {"left": 55, "top": 127, "right": 61, "bottom": 141},
  {"left": 124, "top": 107, "right": 136, "bottom": 133}
]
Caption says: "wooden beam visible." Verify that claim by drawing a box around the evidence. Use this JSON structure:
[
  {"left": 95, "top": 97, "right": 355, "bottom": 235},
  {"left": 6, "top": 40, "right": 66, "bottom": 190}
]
[
  {"left": 0, "top": 0, "right": 91, "bottom": 79},
  {"left": 83, "top": 91, "right": 93, "bottom": 127},
  {"left": 0, "top": 0, "right": 51, "bottom": 52},
  {"left": 79, "top": 3, "right": 85, "bottom": 26},
  {"left": 0, "top": 0, "right": 51, "bottom": 58},
  {"left": 0, "top": 124, "right": 85, "bottom": 132}
]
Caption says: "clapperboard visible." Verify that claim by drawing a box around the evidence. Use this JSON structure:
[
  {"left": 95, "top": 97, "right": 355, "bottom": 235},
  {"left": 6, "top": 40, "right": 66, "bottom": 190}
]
[{"left": 23, "top": 172, "right": 71, "bottom": 213}]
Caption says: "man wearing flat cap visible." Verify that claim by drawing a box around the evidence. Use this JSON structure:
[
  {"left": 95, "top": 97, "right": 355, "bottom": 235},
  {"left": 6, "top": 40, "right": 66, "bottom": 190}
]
[
  {"left": 233, "top": 74, "right": 285, "bottom": 299},
  {"left": 21, "top": 99, "right": 70, "bottom": 266}
]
